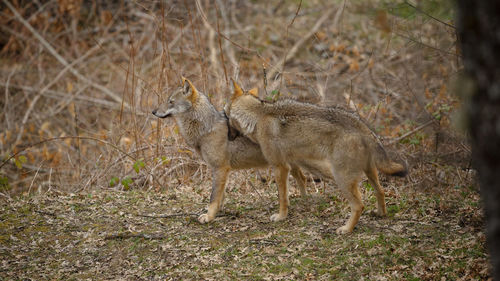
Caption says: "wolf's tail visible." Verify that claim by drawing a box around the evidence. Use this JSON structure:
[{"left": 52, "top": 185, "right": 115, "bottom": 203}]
[{"left": 372, "top": 141, "right": 407, "bottom": 177}]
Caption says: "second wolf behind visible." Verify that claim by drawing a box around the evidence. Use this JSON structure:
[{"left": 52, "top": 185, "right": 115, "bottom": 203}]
[
  {"left": 152, "top": 77, "right": 307, "bottom": 223},
  {"left": 226, "top": 80, "right": 407, "bottom": 234}
]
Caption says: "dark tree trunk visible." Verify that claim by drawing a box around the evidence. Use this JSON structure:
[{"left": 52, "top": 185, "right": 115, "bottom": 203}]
[{"left": 456, "top": 1, "right": 500, "bottom": 279}]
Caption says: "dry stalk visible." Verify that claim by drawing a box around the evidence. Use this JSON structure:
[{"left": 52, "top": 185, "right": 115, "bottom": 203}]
[
  {"left": 277, "top": 0, "right": 303, "bottom": 94},
  {"left": 387, "top": 120, "right": 435, "bottom": 145},
  {"left": 125, "top": 22, "right": 142, "bottom": 160},
  {"left": 199, "top": 1, "right": 220, "bottom": 80},
  {"left": 185, "top": 0, "right": 205, "bottom": 86},
  {"left": 218, "top": 0, "right": 238, "bottom": 76},
  {"left": 214, "top": 1, "right": 229, "bottom": 86}
]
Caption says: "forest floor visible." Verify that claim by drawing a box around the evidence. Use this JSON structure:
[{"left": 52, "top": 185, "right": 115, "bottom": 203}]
[{"left": 0, "top": 173, "right": 487, "bottom": 280}]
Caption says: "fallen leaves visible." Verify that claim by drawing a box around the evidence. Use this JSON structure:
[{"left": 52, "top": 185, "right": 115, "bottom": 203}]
[{"left": 0, "top": 183, "right": 489, "bottom": 280}]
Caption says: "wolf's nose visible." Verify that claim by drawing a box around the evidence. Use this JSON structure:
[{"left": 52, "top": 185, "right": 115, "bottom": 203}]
[{"left": 152, "top": 109, "right": 157, "bottom": 115}]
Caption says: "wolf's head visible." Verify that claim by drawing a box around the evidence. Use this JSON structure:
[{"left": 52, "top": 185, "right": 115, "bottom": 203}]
[
  {"left": 224, "top": 79, "right": 259, "bottom": 115},
  {"left": 225, "top": 79, "right": 260, "bottom": 138},
  {"left": 152, "top": 77, "right": 198, "bottom": 118}
]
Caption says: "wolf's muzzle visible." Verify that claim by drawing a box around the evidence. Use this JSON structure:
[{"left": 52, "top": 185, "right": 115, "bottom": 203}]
[{"left": 152, "top": 109, "right": 170, "bottom": 118}]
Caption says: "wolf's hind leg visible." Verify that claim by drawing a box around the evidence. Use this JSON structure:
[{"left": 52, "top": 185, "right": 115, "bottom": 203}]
[
  {"left": 199, "top": 167, "right": 230, "bottom": 223},
  {"left": 290, "top": 165, "right": 307, "bottom": 197},
  {"left": 365, "top": 164, "right": 386, "bottom": 217},
  {"left": 270, "top": 164, "right": 290, "bottom": 222},
  {"left": 335, "top": 174, "right": 364, "bottom": 234}
]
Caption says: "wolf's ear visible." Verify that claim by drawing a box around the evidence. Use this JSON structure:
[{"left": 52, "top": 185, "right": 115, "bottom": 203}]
[
  {"left": 182, "top": 77, "right": 198, "bottom": 103},
  {"left": 248, "top": 88, "right": 258, "bottom": 98},
  {"left": 231, "top": 78, "right": 243, "bottom": 99},
  {"left": 181, "top": 76, "right": 189, "bottom": 92}
]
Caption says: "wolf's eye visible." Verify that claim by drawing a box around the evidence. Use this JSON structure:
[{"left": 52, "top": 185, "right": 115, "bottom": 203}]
[{"left": 169, "top": 100, "right": 174, "bottom": 104}]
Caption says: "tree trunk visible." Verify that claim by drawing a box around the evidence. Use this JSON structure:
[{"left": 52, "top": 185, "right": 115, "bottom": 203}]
[{"left": 456, "top": 1, "right": 500, "bottom": 279}]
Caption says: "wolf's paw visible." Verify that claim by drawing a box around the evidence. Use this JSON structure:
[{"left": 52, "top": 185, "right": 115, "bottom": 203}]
[
  {"left": 198, "top": 213, "right": 213, "bottom": 224},
  {"left": 270, "top": 213, "right": 287, "bottom": 222},
  {"left": 336, "top": 225, "right": 353, "bottom": 235},
  {"left": 369, "top": 210, "right": 387, "bottom": 217}
]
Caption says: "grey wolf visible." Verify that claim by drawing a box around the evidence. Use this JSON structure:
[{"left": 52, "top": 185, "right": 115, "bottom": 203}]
[
  {"left": 152, "top": 78, "right": 307, "bottom": 223},
  {"left": 226, "top": 80, "right": 407, "bottom": 234}
]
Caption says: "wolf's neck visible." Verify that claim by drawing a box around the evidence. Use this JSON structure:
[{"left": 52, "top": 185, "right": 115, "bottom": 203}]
[
  {"left": 174, "top": 94, "right": 221, "bottom": 145},
  {"left": 231, "top": 100, "right": 261, "bottom": 138}
]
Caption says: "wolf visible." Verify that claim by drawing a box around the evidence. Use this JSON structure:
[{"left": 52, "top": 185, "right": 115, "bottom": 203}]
[
  {"left": 226, "top": 80, "right": 407, "bottom": 234},
  {"left": 152, "top": 77, "right": 308, "bottom": 224}
]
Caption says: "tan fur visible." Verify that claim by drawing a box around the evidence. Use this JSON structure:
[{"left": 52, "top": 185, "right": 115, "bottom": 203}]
[
  {"left": 248, "top": 87, "right": 259, "bottom": 98},
  {"left": 231, "top": 78, "right": 244, "bottom": 102},
  {"left": 152, "top": 78, "right": 308, "bottom": 224},
  {"left": 226, "top": 81, "right": 407, "bottom": 234},
  {"left": 182, "top": 77, "right": 198, "bottom": 104}
]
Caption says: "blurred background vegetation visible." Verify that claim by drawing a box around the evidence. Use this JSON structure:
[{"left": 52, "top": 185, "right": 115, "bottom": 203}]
[{"left": 0, "top": 0, "right": 467, "bottom": 196}]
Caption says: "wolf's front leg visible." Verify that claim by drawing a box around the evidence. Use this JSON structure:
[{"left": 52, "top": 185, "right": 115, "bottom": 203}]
[
  {"left": 199, "top": 167, "right": 230, "bottom": 223},
  {"left": 270, "top": 164, "right": 290, "bottom": 222}
]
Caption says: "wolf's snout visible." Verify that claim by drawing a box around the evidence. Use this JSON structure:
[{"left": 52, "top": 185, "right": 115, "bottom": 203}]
[{"left": 152, "top": 109, "right": 157, "bottom": 115}]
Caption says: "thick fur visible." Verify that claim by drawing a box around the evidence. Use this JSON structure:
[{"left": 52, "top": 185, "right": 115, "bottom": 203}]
[
  {"left": 152, "top": 78, "right": 307, "bottom": 223},
  {"left": 226, "top": 80, "right": 407, "bottom": 234}
]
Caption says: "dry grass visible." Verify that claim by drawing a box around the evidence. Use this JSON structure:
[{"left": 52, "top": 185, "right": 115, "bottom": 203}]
[{"left": 0, "top": 0, "right": 487, "bottom": 279}]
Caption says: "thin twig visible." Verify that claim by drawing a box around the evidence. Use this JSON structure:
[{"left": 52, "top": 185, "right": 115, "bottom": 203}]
[
  {"left": 263, "top": 64, "right": 268, "bottom": 96},
  {"left": 28, "top": 162, "right": 44, "bottom": 195},
  {"left": 136, "top": 212, "right": 200, "bottom": 218},
  {"left": 136, "top": 211, "right": 237, "bottom": 219},
  {"left": 387, "top": 120, "right": 435, "bottom": 145},
  {"left": 404, "top": 1, "right": 455, "bottom": 29},
  {"left": 215, "top": 1, "right": 229, "bottom": 86},
  {"left": 47, "top": 167, "right": 52, "bottom": 193},
  {"left": 247, "top": 179, "right": 266, "bottom": 205},
  {"left": 394, "top": 31, "right": 458, "bottom": 57},
  {"left": 104, "top": 232, "right": 168, "bottom": 240}
]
